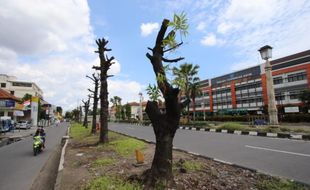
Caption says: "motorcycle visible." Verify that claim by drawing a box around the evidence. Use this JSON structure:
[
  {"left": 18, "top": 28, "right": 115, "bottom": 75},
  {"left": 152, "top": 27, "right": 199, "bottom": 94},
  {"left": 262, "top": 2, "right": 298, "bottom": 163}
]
[{"left": 33, "top": 135, "right": 44, "bottom": 156}]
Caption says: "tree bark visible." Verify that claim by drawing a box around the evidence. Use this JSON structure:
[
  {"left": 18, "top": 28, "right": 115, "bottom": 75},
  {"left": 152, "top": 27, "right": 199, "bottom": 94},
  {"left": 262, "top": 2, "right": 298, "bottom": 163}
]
[
  {"left": 93, "top": 38, "right": 115, "bottom": 143},
  {"left": 91, "top": 84, "right": 98, "bottom": 134},
  {"left": 144, "top": 19, "right": 189, "bottom": 189}
]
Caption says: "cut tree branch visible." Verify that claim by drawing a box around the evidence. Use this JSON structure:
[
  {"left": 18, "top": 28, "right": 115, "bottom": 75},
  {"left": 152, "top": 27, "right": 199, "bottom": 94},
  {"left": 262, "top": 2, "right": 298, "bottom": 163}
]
[
  {"left": 92, "top": 66, "right": 100, "bottom": 70},
  {"left": 163, "top": 42, "right": 183, "bottom": 53},
  {"left": 162, "top": 57, "right": 184, "bottom": 63}
]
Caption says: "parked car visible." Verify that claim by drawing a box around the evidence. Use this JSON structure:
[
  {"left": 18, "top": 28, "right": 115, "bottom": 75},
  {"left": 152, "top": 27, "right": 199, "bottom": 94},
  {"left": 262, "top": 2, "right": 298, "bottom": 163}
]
[{"left": 16, "top": 120, "right": 31, "bottom": 129}]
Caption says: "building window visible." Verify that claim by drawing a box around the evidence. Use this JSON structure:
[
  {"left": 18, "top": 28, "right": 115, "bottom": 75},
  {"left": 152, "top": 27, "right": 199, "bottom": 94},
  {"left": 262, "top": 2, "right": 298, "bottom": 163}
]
[
  {"left": 12, "top": 82, "right": 32, "bottom": 87},
  {"left": 287, "top": 72, "right": 307, "bottom": 83},
  {"left": 0, "top": 83, "right": 6, "bottom": 88},
  {"left": 289, "top": 94, "right": 299, "bottom": 100},
  {"left": 10, "top": 91, "right": 14, "bottom": 95},
  {"left": 273, "top": 77, "right": 283, "bottom": 85}
]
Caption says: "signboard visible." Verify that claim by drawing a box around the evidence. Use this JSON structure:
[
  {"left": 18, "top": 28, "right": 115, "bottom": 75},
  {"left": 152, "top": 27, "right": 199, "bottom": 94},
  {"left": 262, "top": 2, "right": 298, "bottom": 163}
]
[
  {"left": 284, "top": 106, "right": 299, "bottom": 113},
  {"left": 6, "top": 100, "right": 15, "bottom": 107},
  {"left": 0, "top": 100, "right": 15, "bottom": 107},
  {"left": 211, "top": 66, "right": 261, "bottom": 85},
  {"left": 31, "top": 96, "right": 39, "bottom": 127}
]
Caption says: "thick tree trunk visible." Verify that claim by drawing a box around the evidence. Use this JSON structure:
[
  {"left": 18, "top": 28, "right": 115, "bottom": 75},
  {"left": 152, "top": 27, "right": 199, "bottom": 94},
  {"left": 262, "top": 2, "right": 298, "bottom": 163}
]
[
  {"left": 83, "top": 106, "right": 88, "bottom": 128},
  {"left": 91, "top": 93, "right": 98, "bottom": 134},
  {"left": 99, "top": 78, "right": 108, "bottom": 143},
  {"left": 145, "top": 129, "right": 174, "bottom": 187}
]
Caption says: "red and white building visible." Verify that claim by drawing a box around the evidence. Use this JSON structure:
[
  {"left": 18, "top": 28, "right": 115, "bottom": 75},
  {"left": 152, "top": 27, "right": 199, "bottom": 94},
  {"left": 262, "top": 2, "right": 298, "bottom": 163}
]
[{"left": 190, "top": 49, "right": 310, "bottom": 114}]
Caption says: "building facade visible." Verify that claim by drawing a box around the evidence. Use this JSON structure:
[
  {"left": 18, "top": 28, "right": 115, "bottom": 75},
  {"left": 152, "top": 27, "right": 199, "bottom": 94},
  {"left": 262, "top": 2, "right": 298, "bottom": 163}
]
[
  {"left": 191, "top": 49, "right": 310, "bottom": 115},
  {"left": 0, "top": 74, "right": 43, "bottom": 99}
]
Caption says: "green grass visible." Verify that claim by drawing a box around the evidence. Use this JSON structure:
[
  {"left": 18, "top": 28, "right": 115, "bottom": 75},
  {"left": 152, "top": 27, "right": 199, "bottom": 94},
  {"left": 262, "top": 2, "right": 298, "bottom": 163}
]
[
  {"left": 257, "top": 178, "right": 309, "bottom": 190},
  {"left": 70, "top": 123, "right": 91, "bottom": 139},
  {"left": 109, "top": 136, "right": 145, "bottom": 157},
  {"left": 183, "top": 161, "right": 203, "bottom": 172},
  {"left": 84, "top": 176, "right": 141, "bottom": 190},
  {"left": 92, "top": 158, "right": 116, "bottom": 167}
]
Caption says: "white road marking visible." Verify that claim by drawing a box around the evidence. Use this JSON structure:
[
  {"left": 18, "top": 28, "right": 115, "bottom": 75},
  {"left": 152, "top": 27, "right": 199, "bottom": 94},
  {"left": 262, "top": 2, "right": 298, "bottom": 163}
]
[{"left": 245, "top": 145, "right": 310, "bottom": 158}]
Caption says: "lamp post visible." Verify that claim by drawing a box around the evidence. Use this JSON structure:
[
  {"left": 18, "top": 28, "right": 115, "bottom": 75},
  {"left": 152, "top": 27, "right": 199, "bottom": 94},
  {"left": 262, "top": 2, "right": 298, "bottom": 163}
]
[
  {"left": 202, "top": 102, "right": 206, "bottom": 121},
  {"left": 258, "top": 45, "right": 279, "bottom": 125}
]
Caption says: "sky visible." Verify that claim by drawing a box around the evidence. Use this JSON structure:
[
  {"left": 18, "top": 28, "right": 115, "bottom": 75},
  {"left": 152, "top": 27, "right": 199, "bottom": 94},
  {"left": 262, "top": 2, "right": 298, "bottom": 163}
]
[{"left": 0, "top": 0, "right": 310, "bottom": 112}]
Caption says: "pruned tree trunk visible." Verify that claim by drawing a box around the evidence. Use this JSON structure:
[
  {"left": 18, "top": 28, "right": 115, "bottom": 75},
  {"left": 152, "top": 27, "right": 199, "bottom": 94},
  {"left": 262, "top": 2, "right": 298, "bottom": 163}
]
[
  {"left": 145, "top": 19, "right": 189, "bottom": 189},
  {"left": 87, "top": 73, "right": 100, "bottom": 134},
  {"left": 93, "top": 38, "right": 115, "bottom": 143},
  {"left": 82, "top": 98, "right": 90, "bottom": 128}
]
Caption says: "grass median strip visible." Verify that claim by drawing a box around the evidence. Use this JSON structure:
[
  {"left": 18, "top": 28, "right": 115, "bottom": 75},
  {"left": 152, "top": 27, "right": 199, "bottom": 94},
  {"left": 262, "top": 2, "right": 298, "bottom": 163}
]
[{"left": 62, "top": 122, "right": 309, "bottom": 190}]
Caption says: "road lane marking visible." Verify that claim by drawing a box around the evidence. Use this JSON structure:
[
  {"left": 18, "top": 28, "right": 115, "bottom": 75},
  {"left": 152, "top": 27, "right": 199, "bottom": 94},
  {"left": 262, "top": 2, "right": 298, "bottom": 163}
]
[{"left": 245, "top": 145, "right": 310, "bottom": 158}]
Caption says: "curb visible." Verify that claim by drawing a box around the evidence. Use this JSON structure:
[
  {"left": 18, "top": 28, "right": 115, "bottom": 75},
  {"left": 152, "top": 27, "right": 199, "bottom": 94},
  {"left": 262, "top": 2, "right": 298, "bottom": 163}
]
[
  {"left": 178, "top": 126, "right": 309, "bottom": 141},
  {"left": 109, "top": 129, "right": 310, "bottom": 187},
  {"left": 54, "top": 127, "right": 70, "bottom": 190}
]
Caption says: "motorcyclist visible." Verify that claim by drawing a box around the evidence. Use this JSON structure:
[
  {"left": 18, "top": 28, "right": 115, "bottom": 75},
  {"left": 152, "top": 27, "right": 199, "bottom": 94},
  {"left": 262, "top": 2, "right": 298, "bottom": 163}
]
[{"left": 34, "top": 126, "right": 46, "bottom": 148}]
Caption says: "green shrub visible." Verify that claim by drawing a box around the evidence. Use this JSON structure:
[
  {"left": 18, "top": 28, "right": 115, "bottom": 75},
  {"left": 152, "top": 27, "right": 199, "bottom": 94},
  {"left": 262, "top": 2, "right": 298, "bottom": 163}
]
[
  {"left": 218, "top": 122, "right": 250, "bottom": 131},
  {"left": 281, "top": 114, "right": 310, "bottom": 123}
]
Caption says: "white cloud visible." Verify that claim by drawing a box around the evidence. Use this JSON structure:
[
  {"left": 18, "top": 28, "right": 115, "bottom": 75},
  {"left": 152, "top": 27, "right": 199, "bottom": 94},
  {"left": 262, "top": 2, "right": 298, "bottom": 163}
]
[
  {"left": 200, "top": 33, "right": 224, "bottom": 46},
  {"left": 196, "top": 21, "right": 207, "bottom": 31},
  {"left": 0, "top": 0, "right": 94, "bottom": 55},
  {"left": 0, "top": 0, "right": 144, "bottom": 112},
  {"left": 217, "top": 22, "right": 240, "bottom": 34},
  {"left": 140, "top": 22, "right": 159, "bottom": 37}
]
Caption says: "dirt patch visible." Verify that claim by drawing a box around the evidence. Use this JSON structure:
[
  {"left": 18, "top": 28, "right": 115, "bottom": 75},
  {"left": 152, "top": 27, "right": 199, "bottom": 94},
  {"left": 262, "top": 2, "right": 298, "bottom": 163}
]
[{"left": 59, "top": 130, "right": 309, "bottom": 190}]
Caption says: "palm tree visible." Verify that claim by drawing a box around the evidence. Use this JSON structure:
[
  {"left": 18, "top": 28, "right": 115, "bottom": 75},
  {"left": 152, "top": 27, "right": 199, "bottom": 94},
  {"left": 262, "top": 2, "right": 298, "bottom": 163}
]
[
  {"left": 189, "top": 82, "right": 201, "bottom": 121},
  {"left": 172, "top": 63, "right": 200, "bottom": 121},
  {"left": 110, "top": 96, "right": 122, "bottom": 120},
  {"left": 146, "top": 84, "right": 161, "bottom": 101}
]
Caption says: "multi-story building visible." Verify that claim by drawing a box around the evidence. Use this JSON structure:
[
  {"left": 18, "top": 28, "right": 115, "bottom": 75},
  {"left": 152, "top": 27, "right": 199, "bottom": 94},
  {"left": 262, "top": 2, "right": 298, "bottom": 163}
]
[
  {"left": 0, "top": 74, "right": 43, "bottom": 99},
  {"left": 191, "top": 49, "right": 310, "bottom": 115}
]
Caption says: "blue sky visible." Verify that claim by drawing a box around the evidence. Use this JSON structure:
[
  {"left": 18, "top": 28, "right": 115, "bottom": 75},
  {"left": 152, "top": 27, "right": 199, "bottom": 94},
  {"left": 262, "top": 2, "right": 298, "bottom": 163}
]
[{"left": 1, "top": 0, "right": 310, "bottom": 111}]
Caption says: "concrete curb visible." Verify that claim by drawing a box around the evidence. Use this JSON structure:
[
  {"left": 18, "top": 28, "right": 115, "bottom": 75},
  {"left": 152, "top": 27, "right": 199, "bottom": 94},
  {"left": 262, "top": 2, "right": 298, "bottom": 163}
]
[
  {"left": 178, "top": 126, "right": 309, "bottom": 141},
  {"left": 54, "top": 127, "right": 70, "bottom": 190},
  {"left": 110, "top": 129, "right": 310, "bottom": 186}
]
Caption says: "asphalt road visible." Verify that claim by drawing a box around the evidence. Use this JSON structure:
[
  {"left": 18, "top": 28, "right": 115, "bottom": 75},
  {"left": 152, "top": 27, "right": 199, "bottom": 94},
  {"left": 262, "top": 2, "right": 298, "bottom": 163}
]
[
  {"left": 109, "top": 123, "right": 310, "bottom": 185},
  {"left": 0, "top": 122, "right": 68, "bottom": 190}
]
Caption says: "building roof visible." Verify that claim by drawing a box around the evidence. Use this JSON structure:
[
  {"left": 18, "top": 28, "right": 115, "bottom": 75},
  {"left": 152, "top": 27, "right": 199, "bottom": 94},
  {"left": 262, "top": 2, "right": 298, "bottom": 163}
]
[
  {"left": 0, "top": 88, "right": 20, "bottom": 101},
  {"left": 271, "top": 49, "right": 310, "bottom": 65},
  {"left": 127, "top": 102, "right": 140, "bottom": 106}
]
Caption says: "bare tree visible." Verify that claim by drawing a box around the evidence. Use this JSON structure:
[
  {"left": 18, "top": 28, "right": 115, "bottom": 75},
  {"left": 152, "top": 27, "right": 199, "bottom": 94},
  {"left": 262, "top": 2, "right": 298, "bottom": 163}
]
[
  {"left": 144, "top": 13, "right": 190, "bottom": 188},
  {"left": 82, "top": 97, "right": 90, "bottom": 128},
  {"left": 87, "top": 73, "right": 100, "bottom": 134},
  {"left": 92, "top": 38, "right": 115, "bottom": 143}
]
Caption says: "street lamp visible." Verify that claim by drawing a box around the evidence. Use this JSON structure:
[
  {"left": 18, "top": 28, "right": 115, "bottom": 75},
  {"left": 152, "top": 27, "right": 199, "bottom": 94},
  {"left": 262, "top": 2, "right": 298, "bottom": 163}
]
[
  {"left": 258, "top": 45, "right": 279, "bottom": 126},
  {"left": 201, "top": 102, "right": 206, "bottom": 121}
]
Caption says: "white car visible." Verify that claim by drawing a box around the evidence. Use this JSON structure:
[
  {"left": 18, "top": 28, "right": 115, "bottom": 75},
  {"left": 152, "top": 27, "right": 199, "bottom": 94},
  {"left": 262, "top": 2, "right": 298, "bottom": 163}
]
[{"left": 16, "top": 121, "right": 31, "bottom": 129}]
